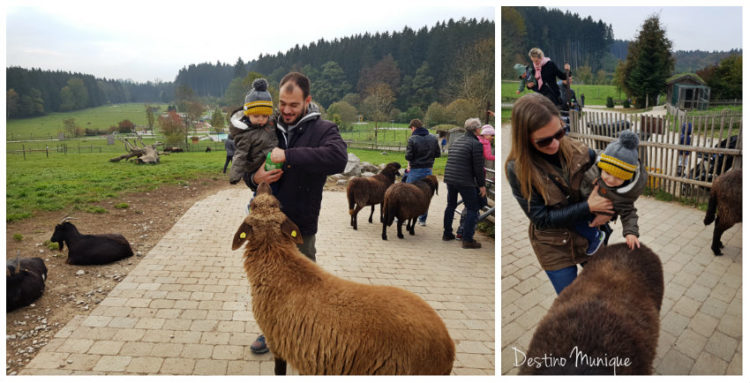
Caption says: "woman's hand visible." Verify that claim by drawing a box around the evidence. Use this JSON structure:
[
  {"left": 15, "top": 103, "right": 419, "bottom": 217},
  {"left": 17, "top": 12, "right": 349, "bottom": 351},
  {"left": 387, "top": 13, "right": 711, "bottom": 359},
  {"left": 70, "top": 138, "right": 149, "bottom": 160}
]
[
  {"left": 588, "top": 184, "right": 614, "bottom": 214},
  {"left": 252, "top": 163, "right": 283, "bottom": 185},
  {"left": 625, "top": 234, "right": 641, "bottom": 250}
]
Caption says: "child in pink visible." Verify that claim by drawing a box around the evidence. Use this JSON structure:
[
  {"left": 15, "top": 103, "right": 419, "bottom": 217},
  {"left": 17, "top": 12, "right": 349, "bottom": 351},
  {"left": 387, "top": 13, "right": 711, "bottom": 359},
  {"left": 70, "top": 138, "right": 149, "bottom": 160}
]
[{"left": 479, "top": 125, "right": 495, "bottom": 161}]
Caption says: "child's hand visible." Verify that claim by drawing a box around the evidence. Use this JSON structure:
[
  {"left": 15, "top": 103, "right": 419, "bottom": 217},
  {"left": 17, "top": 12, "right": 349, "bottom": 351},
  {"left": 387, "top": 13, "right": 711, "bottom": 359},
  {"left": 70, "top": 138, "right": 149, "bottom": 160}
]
[
  {"left": 625, "top": 234, "right": 640, "bottom": 250},
  {"left": 270, "top": 147, "right": 285, "bottom": 163}
]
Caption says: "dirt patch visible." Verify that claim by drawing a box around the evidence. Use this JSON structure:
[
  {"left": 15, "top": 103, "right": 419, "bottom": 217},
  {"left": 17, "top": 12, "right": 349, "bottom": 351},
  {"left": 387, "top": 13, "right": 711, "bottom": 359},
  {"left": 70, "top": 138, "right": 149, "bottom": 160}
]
[{"left": 5, "top": 176, "right": 236, "bottom": 375}]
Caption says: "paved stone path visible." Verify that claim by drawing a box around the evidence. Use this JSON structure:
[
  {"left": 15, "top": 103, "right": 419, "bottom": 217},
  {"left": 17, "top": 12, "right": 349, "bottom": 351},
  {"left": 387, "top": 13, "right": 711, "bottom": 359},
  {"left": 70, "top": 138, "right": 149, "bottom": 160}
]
[
  {"left": 499, "top": 123, "right": 742, "bottom": 375},
  {"left": 21, "top": 186, "right": 495, "bottom": 375}
]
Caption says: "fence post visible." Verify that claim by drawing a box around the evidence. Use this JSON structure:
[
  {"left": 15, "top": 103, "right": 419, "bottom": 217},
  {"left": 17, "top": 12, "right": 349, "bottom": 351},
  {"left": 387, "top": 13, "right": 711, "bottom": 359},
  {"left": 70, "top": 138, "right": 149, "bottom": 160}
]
[
  {"left": 46, "top": 145, "right": 49, "bottom": 158},
  {"left": 23, "top": 144, "right": 26, "bottom": 160}
]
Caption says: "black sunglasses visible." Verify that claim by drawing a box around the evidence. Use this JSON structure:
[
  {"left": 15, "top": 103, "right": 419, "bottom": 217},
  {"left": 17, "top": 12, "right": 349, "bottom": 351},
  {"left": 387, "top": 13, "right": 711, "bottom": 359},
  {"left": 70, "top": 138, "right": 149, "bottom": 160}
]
[{"left": 534, "top": 129, "right": 565, "bottom": 148}]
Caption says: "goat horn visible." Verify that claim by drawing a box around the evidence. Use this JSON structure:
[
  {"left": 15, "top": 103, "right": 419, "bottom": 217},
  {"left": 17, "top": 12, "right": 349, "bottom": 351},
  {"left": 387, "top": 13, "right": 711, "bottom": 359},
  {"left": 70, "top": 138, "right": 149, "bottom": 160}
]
[{"left": 60, "top": 216, "right": 77, "bottom": 224}]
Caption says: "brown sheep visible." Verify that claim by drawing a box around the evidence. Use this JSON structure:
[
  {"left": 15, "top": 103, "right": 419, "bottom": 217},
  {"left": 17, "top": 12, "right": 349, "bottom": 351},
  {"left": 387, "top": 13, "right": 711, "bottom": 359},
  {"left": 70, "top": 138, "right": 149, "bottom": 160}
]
[
  {"left": 232, "top": 182, "right": 455, "bottom": 375},
  {"left": 346, "top": 161, "right": 402, "bottom": 230},
  {"left": 704, "top": 169, "right": 742, "bottom": 255},
  {"left": 519, "top": 243, "right": 663, "bottom": 375},
  {"left": 381, "top": 175, "right": 439, "bottom": 240}
]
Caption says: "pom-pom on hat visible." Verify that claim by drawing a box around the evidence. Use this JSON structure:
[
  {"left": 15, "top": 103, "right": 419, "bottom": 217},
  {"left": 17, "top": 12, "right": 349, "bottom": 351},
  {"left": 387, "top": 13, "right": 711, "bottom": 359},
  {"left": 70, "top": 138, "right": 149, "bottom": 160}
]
[
  {"left": 243, "top": 78, "right": 273, "bottom": 116},
  {"left": 480, "top": 125, "right": 495, "bottom": 136},
  {"left": 597, "top": 130, "right": 640, "bottom": 181}
]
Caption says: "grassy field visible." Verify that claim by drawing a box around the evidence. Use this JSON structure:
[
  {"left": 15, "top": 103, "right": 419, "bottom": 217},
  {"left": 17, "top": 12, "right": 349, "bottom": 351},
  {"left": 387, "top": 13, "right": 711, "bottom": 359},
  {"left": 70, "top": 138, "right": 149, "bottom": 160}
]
[
  {"left": 501, "top": 81, "right": 623, "bottom": 106},
  {"left": 6, "top": 103, "right": 169, "bottom": 141},
  {"left": 6, "top": 150, "right": 226, "bottom": 222}
]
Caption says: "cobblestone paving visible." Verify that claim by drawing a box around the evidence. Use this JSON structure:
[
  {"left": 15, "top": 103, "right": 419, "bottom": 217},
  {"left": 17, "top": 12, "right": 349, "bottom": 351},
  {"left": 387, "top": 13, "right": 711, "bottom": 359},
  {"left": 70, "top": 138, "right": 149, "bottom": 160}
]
[{"left": 21, "top": 186, "right": 495, "bottom": 375}]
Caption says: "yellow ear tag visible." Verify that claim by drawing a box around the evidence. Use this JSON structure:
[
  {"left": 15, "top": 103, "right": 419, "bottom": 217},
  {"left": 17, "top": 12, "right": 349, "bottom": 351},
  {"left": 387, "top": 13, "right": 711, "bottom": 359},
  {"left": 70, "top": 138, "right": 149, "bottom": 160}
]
[
  {"left": 291, "top": 230, "right": 297, "bottom": 237},
  {"left": 240, "top": 232, "right": 246, "bottom": 239}
]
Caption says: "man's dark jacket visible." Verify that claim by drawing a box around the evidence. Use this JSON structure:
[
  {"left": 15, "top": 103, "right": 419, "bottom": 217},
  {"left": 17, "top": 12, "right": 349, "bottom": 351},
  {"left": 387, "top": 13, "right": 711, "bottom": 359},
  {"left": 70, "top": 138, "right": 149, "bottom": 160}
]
[
  {"left": 245, "top": 107, "right": 347, "bottom": 235},
  {"left": 405, "top": 127, "right": 440, "bottom": 168},
  {"left": 443, "top": 131, "right": 485, "bottom": 188}
]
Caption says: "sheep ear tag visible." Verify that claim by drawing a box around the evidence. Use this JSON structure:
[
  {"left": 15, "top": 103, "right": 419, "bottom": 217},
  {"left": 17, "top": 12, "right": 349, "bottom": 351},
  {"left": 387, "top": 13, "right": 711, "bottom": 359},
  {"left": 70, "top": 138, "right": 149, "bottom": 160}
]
[
  {"left": 232, "top": 221, "right": 253, "bottom": 250},
  {"left": 281, "top": 218, "right": 304, "bottom": 244}
]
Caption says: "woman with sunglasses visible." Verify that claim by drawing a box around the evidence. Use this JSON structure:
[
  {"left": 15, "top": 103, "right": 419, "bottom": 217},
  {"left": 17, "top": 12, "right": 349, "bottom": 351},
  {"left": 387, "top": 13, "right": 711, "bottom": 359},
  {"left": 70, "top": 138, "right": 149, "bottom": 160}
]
[{"left": 505, "top": 93, "right": 614, "bottom": 294}]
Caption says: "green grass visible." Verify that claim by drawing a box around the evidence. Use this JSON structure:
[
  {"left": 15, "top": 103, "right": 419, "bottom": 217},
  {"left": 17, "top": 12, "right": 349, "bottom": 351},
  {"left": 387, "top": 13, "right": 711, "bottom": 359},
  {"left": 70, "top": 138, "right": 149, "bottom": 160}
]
[
  {"left": 6, "top": 150, "right": 225, "bottom": 222},
  {"left": 502, "top": 81, "right": 622, "bottom": 106},
  {"left": 6, "top": 103, "right": 169, "bottom": 141}
]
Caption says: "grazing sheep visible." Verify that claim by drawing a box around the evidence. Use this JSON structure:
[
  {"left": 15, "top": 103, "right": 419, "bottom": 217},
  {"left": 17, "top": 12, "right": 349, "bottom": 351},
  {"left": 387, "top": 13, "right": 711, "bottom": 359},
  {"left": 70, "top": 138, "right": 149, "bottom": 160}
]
[
  {"left": 7, "top": 257, "right": 48, "bottom": 312},
  {"left": 232, "top": 182, "right": 455, "bottom": 375},
  {"left": 519, "top": 243, "right": 663, "bottom": 375},
  {"left": 704, "top": 169, "right": 742, "bottom": 255},
  {"left": 346, "top": 161, "right": 402, "bottom": 230},
  {"left": 50, "top": 218, "right": 134, "bottom": 265},
  {"left": 381, "top": 175, "right": 439, "bottom": 240}
]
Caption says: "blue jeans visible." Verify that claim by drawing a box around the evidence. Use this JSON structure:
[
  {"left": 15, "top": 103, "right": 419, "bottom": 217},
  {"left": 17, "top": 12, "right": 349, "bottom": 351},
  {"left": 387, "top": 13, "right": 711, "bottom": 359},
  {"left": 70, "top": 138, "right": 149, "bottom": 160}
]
[
  {"left": 443, "top": 184, "right": 480, "bottom": 242},
  {"left": 405, "top": 167, "right": 432, "bottom": 223},
  {"left": 573, "top": 214, "right": 600, "bottom": 245},
  {"left": 545, "top": 266, "right": 579, "bottom": 295}
]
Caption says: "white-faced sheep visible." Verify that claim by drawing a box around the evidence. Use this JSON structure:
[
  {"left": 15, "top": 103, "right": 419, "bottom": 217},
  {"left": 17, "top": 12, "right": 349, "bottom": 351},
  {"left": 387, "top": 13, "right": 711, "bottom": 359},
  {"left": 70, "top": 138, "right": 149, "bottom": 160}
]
[
  {"left": 232, "top": 182, "right": 455, "bottom": 375},
  {"left": 50, "top": 218, "right": 134, "bottom": 265},
  {"left": 7, "top": 257, "right": 48, "bottom": 312},
  {"left": 704, "top": 169, "right": 742, "bottom": 255},
  {"left": 381, "top": 175, "right": 439, "bottom": 240},
  {"left": 519, "top": 243, "right": 663, "bottom": 375},
  {"left": 346, "top": 161, "right": 402, "bottom": 230}
]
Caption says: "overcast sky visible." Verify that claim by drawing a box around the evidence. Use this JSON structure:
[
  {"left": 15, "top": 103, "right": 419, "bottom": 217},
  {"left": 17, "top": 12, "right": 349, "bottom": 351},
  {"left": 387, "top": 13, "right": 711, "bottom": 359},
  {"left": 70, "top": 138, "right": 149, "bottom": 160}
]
[
  {"left": 551, "top": 6, "right": 742, "bottom": 52},
  {"left": 5, "top": 0, "right": 495, "bottom": 83}
]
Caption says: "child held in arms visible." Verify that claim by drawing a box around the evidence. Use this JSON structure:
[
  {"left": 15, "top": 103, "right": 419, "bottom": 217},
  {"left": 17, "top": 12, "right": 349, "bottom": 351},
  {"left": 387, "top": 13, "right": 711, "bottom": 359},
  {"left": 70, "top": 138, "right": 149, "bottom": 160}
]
[{"left": 576, "top": 130, "right": 648, "bottom": 255}]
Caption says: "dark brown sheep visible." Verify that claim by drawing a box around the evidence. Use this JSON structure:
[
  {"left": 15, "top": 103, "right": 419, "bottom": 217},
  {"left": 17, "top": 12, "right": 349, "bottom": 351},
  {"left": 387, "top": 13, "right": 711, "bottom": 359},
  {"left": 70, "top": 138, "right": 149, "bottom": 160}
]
[
  {"left": 704, "top": 168, "right": 742, "bottom": 255},
  {"left": 519, "top": 243, "right": 663, "bottom": 375},
  {"left": 232, "top": 182, "right": 455, "bottom": 375},
  {"left": 381, "top": 175, "right": 438, "bottom": 240},
  {"left": 346, "top": 162, "right": 402, "bottom": 230}
]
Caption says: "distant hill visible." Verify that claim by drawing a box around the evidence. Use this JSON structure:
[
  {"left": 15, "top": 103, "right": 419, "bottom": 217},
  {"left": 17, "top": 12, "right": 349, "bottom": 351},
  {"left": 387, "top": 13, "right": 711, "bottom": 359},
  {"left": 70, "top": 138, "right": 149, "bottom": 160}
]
[{"left": 610, "top": 40, "right": 741, "bottom": 73}]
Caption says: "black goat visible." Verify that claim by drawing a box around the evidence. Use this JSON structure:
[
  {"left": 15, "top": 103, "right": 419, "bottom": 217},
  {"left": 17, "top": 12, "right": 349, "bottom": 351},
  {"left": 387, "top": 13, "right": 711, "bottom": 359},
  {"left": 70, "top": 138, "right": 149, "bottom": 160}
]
[
  {"left": 7, "top": 257, "right": 48, "bottom": 312},
  {"left": 704, "top": 169, "right": 742, "bottom": 255},
  {"left": 50, "top": 218, "right": 134, "bottom": 265},
  {"left": 346, "top": 162, "right": 402, "bottom": 230}
]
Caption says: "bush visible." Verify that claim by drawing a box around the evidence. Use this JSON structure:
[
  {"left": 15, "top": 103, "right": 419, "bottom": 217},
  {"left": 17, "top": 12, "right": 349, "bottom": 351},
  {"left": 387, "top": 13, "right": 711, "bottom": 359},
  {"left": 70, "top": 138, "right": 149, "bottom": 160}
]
[
  {"left": 606, "top": 96, "right": 615, "bottom": 108},
  {"left": 623, "top": 98, "right": 631, "bottom": 108}
]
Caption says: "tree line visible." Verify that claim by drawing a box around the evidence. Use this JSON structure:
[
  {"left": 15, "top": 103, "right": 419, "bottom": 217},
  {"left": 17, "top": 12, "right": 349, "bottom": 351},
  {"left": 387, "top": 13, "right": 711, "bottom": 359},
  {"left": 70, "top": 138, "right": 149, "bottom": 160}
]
[
  {"left": 6, "top": 67, "right": 173, "bottom": 118},
  {"left": 8, "top": 17, "right": 493, "bottom": 126}
]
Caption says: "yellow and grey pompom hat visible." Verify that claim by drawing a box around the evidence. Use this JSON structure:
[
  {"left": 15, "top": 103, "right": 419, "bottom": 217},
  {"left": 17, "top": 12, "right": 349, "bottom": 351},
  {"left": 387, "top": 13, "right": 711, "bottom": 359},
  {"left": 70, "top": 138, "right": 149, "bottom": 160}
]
[
  {"left": 597, "top": 130, "right": 639, "bottom": 181},
  {"left": 243, "top": 78, "right": 273, "bottom": 116}
]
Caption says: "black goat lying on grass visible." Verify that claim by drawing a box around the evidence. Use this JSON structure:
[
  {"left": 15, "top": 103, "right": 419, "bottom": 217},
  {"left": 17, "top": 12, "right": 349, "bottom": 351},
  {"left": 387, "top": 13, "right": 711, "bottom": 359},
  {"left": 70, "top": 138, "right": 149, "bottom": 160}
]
[
  {"left": 50, "top": 217, "right": 133, "bottom": 265},
  {"left": 7, "top": 257, "right": 48, "bottom": 312}
]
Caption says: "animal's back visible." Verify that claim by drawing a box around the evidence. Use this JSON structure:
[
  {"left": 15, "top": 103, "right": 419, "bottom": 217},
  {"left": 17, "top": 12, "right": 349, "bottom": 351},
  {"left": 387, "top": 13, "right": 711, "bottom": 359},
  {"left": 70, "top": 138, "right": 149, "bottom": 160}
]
[
  {"left": 713, "top": 169, "right": 742, "bottom": 222},
  {"left": 383, "top": 183, "right": 428, "bottom": 221},
  {"left": 521, "top": 244, "right": 663, "bottom": 375},
  {"left": 251, "top": 252, "right": 454, "bottom": 375},
  {"left": 68, "top": 233, "right": 133, "bottom": 265}
]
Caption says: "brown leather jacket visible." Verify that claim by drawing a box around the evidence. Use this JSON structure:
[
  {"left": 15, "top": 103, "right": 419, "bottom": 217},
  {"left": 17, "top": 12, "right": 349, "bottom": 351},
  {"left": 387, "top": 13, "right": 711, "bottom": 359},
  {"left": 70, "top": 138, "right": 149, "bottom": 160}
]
[{"left": 506, "top": 139, "right": 595, "bottom": 271}]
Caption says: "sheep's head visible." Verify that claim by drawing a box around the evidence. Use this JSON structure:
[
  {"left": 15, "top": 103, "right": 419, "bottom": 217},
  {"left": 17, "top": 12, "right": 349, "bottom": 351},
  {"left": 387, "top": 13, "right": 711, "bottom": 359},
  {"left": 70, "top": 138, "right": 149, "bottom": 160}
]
[
  {"left": 382, "top": 161, "right": 402, "bottom": 175},
  {"left": 232, "top": 182, "right": 303, "bottom": 250}
]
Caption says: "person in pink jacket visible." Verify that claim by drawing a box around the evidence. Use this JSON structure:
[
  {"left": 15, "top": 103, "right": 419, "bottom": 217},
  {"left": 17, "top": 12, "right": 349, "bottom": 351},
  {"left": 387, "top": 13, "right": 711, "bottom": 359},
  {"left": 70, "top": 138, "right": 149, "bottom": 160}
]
[{"left": 479, "top": 125, "right": 495, "bottom": 161}]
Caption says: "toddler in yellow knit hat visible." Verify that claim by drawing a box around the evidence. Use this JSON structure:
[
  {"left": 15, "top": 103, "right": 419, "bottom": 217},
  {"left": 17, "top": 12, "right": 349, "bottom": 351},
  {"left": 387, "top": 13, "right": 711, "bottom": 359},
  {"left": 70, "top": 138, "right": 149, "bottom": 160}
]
[{"left": 577, "top": 130, "right": 648, "bottom": 254}]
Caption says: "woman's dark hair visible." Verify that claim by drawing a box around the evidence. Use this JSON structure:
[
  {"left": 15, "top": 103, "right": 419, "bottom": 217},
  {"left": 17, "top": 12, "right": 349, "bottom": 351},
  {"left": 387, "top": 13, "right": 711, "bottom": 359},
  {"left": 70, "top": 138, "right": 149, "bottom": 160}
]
[{"left": 279, "top": 72, "right": 311, "bottom": 99}]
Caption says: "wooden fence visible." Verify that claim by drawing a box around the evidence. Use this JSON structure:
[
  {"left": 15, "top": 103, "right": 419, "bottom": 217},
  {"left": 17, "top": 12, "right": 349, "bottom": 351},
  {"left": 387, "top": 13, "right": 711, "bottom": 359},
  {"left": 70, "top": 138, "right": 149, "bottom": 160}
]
[{"left": 569, "top": 107, "right": 742, "bottom": 205}]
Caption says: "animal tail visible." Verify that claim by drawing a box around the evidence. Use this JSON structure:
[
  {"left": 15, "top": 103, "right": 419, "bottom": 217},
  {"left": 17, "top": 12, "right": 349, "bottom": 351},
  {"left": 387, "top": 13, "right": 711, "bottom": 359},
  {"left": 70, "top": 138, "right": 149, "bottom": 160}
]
[
  {"left": 382, "top": 197, "right": 396, "bottom": 226},
  {"left": 704, "top": 190, "right": 717, "bottom": 225}
]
